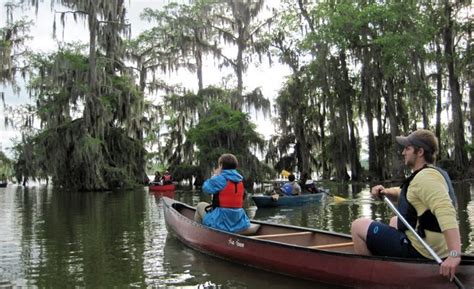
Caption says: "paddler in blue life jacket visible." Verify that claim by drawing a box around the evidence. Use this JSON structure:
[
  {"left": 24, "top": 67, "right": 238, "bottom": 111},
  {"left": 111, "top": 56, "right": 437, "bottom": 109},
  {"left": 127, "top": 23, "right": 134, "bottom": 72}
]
[
  {"left": 351, "top": 129, "right": 461, "bottom": 282},
  {"left": 194, "top": 153, "right": 251, "bottom": 233},
  {"left": 280, "top": 174, "right": 302, "bottom": 196}
]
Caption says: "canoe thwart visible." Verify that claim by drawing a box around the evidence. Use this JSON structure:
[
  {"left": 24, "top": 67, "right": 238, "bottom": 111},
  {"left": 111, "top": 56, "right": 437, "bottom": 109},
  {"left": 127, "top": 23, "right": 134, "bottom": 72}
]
[
  {"left": 309, "top": 242, "right": 354, "bottom": 249},
  {"left": 250, "top": 231, "right": 312, "bottom": 239}
]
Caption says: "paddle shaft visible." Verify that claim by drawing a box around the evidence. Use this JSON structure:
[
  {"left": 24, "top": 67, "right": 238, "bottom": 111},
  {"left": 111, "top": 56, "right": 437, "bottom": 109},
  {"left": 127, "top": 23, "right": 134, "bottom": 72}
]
[
  {"left": 323, "top": 190, "right": 346, "bottom": 201},
  {"left": 324, "top": 191, "right": 335, "bottom": 197},
  {"left": 383, "top": 196, "right": 465, "bottom": 289}
]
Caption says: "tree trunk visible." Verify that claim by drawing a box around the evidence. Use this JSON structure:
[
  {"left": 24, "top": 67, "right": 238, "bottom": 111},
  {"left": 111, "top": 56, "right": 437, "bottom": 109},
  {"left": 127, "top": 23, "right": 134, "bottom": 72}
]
[
  {"left": 87, "top": 1, "right": 100, "bottom": 138},
  {"left": 235, "top": 42, "right": 244, "bottom": 103},
  {"left": 319, "top": 45, "right": 332, "bottom": 180},
  {"left": 137, "top": 57, "right": 146, "bottom": 93},
  {"left": 467, "top": 27, "right": 473, "bottom": 163},
  {"left": 418, "top": 58, "right": 429, "bottom": 128},
  {"left": 443, "top": 1, "right": 468, "bottom": 170},
  {"left": 384, "top": 78, "right": 403, "bottom": 179},
  {"left": 330, "top": 109, "right": 350, "bottom": 181},
  {"left": 362, "top": 45, "right": 376, "bottom": 179},
  {"left": 294, "top": 76, "right": 310, "bottom": 175},
  {"left": 374, "top": 58, "right": 387, "bottom": 179},
  {"left": 435, "top": 41, "right": 443, "bottom": 157},
  {"left": 295, "top": 121, "right": 310, "bottom": 175},
  {"left": 196, "top": 48, "right": 203, "bottom": 91},
  {"left": 470, "top": 76, "right": 474, "bottom": 158},
  {"left": 104, "top": 1, "right": 118, "bottom": 74},
  {"left": 339, "top": 51, "right": 361, "bottom": 181},
  {"left": 331, "top": 56, "right": 350, "bottom": 181},
  {"left": 319, "top": 96, "right": 329, "bottom": 179}
]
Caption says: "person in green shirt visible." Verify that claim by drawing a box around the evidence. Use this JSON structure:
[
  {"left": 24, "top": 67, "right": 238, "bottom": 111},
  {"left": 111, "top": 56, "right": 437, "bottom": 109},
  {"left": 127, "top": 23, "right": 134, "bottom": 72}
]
[{"left": 351, "top": 129, "right": 461, "bottom": 282}]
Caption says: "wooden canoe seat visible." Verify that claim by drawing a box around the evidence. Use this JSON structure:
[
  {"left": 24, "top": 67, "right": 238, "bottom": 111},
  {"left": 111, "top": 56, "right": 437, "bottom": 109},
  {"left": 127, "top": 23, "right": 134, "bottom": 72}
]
[
  {"left": 309, "top": 242, "right": 354, "bottom": 249},
  {"left": 250, "top": 231, "right": 312, "bottom": 239},
  {"left": 237, "top": 224, "right": 261, "bottom": 236}
]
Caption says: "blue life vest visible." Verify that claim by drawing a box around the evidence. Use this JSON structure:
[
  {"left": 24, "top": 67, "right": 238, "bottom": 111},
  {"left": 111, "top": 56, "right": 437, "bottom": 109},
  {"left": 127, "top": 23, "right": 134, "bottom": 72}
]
[
  {"left": 281, "top": 183, "right": 293, "bottom": 196},
  {"left": 397, "top": 165, "right": 457, "bottom": 238}
]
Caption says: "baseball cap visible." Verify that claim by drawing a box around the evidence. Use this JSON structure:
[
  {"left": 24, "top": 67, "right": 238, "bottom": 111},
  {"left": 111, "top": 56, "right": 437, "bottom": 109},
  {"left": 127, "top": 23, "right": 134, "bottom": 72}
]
[{"left": 395, "top": 129, "right": 438, "bottom": 153}]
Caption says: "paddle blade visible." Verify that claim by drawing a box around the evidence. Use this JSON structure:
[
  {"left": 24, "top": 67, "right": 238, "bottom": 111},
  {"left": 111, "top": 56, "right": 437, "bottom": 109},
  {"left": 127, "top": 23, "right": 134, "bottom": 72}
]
[
  {"left": 322, "top": 189, "right": 347, "bottom": 202},
  {"left": 333, "top": 195, "right": 347, "bottom": 202},
  {"left": 280, "top": 170, "right": 291, "bottom": 177}
]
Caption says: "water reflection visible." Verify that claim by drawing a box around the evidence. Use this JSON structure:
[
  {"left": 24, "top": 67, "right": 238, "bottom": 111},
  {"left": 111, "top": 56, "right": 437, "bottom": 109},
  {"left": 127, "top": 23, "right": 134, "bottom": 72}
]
[
  {"left": 1, "top": 186, "right": 150, "bottom": 287},
  {"left": 0, "top": 181, "right": 472, "bottom": 288}
]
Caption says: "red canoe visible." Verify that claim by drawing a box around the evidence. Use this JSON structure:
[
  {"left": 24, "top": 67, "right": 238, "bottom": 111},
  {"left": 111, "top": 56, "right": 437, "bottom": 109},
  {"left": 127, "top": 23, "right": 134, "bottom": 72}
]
[
  {"left": 162, "top": 197, "right": 474, "bottom": 289},
  {"left": 149, "top": 183, "right": 176, "bottom": 192}
]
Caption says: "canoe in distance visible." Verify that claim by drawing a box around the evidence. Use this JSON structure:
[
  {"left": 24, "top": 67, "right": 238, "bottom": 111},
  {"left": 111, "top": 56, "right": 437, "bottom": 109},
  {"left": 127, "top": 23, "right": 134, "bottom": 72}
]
[
  {"left": 162, "top": 197, "right": 474, "bottom": 289},
  {"left": 149, "top": 183, "right": 176, "bottom": 192},
  {"left": 251, "top": 192, "right": 327, "bottom": 208}
]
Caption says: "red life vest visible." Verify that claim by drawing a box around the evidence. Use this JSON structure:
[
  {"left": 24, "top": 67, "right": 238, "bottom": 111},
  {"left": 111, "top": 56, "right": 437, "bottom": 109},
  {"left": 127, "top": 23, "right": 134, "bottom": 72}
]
[
  {"left": 212, "top": 180, "right": 244, "bottom": 208},
  {"left": 163, "top": 174, "right": 172, "bottom": 181}
]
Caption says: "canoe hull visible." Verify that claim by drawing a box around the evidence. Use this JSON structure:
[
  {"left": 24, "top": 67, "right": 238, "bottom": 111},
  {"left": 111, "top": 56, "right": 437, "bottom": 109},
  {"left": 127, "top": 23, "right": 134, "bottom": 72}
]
[
  {"left": 149, "top": 183, "right": 175, "bottom": 192},
  {"left": 0, "top": 183, "right": 6, "bottom": 188},
  {"left": 251, "top": 193, "right": 326, "bottom": 208},
  {"left": 162, "top": 197, "right": 474, "bottom": 289}
]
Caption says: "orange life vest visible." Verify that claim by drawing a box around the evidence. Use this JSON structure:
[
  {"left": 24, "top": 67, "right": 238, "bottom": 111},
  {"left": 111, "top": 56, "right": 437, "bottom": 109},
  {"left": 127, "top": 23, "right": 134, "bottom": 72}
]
[{"left": 212, "top": 180, "right": 244, "bottom": 208}]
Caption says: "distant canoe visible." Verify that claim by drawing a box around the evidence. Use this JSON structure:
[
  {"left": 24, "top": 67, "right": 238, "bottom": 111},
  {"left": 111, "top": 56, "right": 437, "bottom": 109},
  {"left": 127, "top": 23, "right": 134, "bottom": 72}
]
[
  {"left": 0, "top": 183, "right": 7, "bottom": 188},
  {"left": 251, "top": 192, "right": 327, "bottom": 208},
  {"left": 162, "top": 197, "right": 474, "bottom": 289},
  {"left": 149, "top": 183, "right": 176, "bottom": 192}
]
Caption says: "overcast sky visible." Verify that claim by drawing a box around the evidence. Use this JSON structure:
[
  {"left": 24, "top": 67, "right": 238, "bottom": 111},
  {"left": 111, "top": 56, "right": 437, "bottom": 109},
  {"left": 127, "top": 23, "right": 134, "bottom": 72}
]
[{"left": 0, "top": 0, "right": 290, "bottom": 156}]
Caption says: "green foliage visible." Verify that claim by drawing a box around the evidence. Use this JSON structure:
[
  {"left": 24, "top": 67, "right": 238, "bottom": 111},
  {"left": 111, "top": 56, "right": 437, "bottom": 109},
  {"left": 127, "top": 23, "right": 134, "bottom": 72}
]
[
  {"left": 267, "top": 0, "right": 474, "bottom": 180},
  {"left": 465, "top": 143, "right": 474, "bottom": 161},
  {"left": 136, "top": 0, "right": 219, "bottom": 91},
  {"left": 0, "top": 18, "right": 32, "bottom": 90},
  {"left": 10, "top": 40, "right": 147, "bottom": 190},
  {"left": 169, "top": 164, "right": 203, "bottom": 183},
  {"left": 187, "top": 102, "right": 258, "bottom": 159},
  {"left": 5, "top": 0, "right": 473, "bottom": 186},
  {"left": 157, "top": 86, "right": 268, "bottom": 172},
  {"left": 12, "top": 118, "right": 147, "bottom": 190},
  {"left": 209, "top": 0, "right": 273, "bottom": 97},
  {"left": 103, "top": 127, "right": 147, "bottom": 189},
  {"left": 0, "top": 151, "right": 13, "bottom": 180},
  {"left": 11, "top": 134, "right": 43, "bottom": 184},
  {"left": 101, "top": 75, "right": 143, "bottom": 124},
  {"left": 187, "top": 102, "right": 270, "bottom": 183}
]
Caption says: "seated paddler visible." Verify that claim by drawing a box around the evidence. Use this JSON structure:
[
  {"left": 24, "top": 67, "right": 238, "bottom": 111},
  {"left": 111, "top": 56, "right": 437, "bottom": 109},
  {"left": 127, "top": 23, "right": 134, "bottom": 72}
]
[
  {"left": 351, "top": 129, "right": 461, "bottom": 281},
  {"left": 194, "top": 153, "right": 251, "bottom": 233},
  {"left": 279, "top": 174, "right": 302, "bottom": 196}
]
